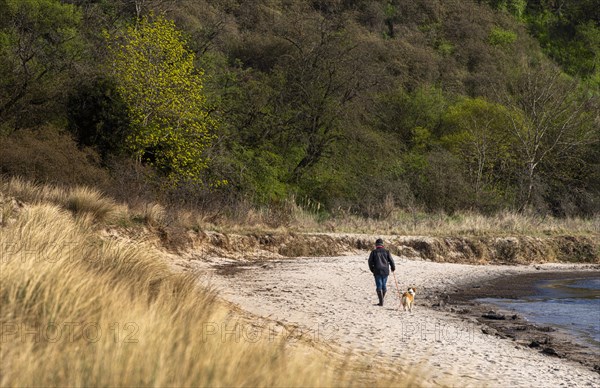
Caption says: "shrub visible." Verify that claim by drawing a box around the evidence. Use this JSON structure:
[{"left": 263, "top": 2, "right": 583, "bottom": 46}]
[
  {"left": 489, "top": 27, "right": 517, "bottom": 46},
  {"left": 0, "top": 126, "right": 112, "bottom": 188}
]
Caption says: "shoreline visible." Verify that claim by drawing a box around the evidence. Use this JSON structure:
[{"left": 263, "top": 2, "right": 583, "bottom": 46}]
[
  {"left": 444, "top": 270, "right": 600, "bottom": 373},
  {"left": 453, "top": 270, "right": 600, "bottom": 300},
  {"left": 184, "top": 255, "right": 600, "bottom": 387}
]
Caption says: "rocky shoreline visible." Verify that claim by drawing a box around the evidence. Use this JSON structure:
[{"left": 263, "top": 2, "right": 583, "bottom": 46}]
[{"left": 431, "top": 271, "right": 600, "bottom": 373}]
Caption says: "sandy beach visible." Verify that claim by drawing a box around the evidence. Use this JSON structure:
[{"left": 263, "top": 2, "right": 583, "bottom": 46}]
[{"left": 182, "top": 254, "right": 600, "bottom": 387}]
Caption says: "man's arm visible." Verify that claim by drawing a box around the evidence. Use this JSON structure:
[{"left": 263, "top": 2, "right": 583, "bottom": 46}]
[
  {"left": 387, "top": 251, "right": 396, "bottom": 272},
  {"left": 368, "top": 251, "right": 375, "bottom": 273}
]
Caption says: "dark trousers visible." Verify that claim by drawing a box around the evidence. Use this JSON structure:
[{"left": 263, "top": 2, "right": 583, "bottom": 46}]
[{"left": 374, "top": 274, "right": 388, "bottom": 291}]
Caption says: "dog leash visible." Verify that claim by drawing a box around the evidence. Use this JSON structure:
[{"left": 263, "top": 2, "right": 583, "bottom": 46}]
[{"left": 392, "top": 271, "right": 403, "bottom": 311}]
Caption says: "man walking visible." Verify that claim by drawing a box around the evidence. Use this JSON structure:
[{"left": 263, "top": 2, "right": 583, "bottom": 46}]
[{"left": 368, "top": 238, "right": 396, "bottom": 306}]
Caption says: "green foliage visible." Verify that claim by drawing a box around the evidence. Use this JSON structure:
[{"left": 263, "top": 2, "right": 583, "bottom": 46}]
[
  {"left": 104, "top": 14, "right": 217, "bottom": 185},
  {"left": 1, "top": 0, "right": 598, "bottom": 217},
  {"left": 0, "top": 0, "right": 83, "bottom": 129},
  {"left": 441, "top": 98, "right": 515, "bottom": 208},
  {"left": 235, "top": 148, "right": 288, "bottom": 204},
  {"left": 524, "top": 2, "right": 600, "bottom": 83},
  {"left": 273, "top": 11, "right": 373, "bottom": 182},
  {"left": 372, "top": 86, "right": 447, "bottom": 145},
  {"left": 395, "top": 149, "right": 471, "bottom": 213},
  {"left": 67, "top": 78, "right": 130, "bottom": 159},
  {"left": 489, "top": 27, "right": 517, "bottom": 46},
  {"left": 576, "top": 22, "right": 600, "bottom": 88},
  {"left": 411, "top": 127, "right": 434, "bottom": 151},
  {"left": 436, "top": 40, "right": 455, "bottom": 56},
  {"left": 483, "top": 0, "right": 527, "bottom": 19}
]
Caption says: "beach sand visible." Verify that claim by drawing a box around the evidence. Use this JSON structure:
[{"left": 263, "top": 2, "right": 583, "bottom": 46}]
[{"left": 183, "top": 254, "right": 600, "bottom": 387}]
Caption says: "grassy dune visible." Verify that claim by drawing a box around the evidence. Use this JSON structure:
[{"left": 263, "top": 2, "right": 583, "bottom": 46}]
[
  {"left": 0, "top": 178, "right": 407, "bottom": 387},
  {"left": 2, "top": 176, "right": 595, "bottom": 386}
]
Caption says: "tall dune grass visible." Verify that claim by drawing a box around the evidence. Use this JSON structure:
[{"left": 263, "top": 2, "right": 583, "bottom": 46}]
[
  {"left": 0, "top": 201, "right": 408, "bottom": 386},
  {"left": 65, "top": 186, "right": 119, "bottom": 222},
  {"left": 192, "top": 199, "right": 599, "bottom": 237},
  {"left": 0, "top": 176, "right": 123, "bottom": 223}
]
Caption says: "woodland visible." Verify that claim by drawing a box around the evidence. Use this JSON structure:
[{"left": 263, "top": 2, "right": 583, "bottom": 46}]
[{"left": 1, "top": 0, "right": 598, "bottom": 218}]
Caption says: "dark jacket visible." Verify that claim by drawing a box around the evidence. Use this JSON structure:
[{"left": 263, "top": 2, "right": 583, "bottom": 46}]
[{"left": 368, "top": 247, "right": 395, "bottom": 276}]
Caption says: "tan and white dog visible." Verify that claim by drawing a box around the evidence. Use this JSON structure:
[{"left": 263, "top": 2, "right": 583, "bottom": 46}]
[{"left": 401, "top": 287, "right": 417, "bottom": 312}]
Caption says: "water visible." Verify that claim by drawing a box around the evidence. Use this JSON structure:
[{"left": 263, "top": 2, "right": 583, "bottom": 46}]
[{"left": 479, "top": 277, "right": 600, "bottom": 348}]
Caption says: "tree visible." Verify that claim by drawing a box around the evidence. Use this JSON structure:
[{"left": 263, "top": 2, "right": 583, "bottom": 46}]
[
  {"left": 104, "top": 14, "right": 217, "bottom": 185},
  {"left": 442, "top": 98, "right": 513, "bottom": 204},
  {"left": 525, "top": 0, "right": 600, "bottom": 83},
  {"left": 481, "top": 0, "right": 526, "bottom": 19},
  {"left": 272, "top": 9, "right": 378, "bottom": 183},
  {"left": 0, "top": 0, "right": 83, "bottom": 131},
  {"left": 66, "top": 78, "right": 130, "bottom": 159},
  {"left": 502, "top": 64, "right": 598, "bottom": 212}
]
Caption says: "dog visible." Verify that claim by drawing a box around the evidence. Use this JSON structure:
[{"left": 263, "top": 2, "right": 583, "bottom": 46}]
[{"left": 401, "top": 287, "right": 417, "bottom": 312}]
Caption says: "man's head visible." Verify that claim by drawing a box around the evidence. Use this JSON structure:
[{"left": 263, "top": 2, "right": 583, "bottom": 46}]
[{"left": 375, "top": 238, "right": 384, "bottom": 246}]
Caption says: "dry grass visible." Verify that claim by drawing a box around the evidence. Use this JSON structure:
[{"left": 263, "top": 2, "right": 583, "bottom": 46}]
[
  {"left": 186, "top": 200, "right": 599, "bottom": 237},
  {"left": 0, "top": 182, "right": 413, "bottom": 386},
  {"left": 65, "top": 186, "right": 120, "bottom": 222},
  {"left": 6, "top": 174, "right": 593, "bottom": 238},
  {"left": 345, "top": 209, "right": 600, "bottom": 237},
  {"left": 140, "top": 202, "right": 166, "bottom": 227},
  {"left": 0, "top": 176, "right": 125, "bottom": 223},
  {"left": 0, "top": 175, "right": 67, "bottom": 204}
]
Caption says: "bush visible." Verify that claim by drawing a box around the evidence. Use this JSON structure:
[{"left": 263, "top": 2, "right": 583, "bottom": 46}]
[
  {"left": 488, "top": 27, "right": 517, "bottom": 46},
  {"left": 0, "top": 126, "right": 112, "bottom": 188}
]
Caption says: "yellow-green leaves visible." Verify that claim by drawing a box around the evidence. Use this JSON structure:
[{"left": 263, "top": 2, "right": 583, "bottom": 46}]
[
  {"left": 105, "top": 14, "right": 216, "bottom": 185},
  {"left": 488, "top": 27, "right": 517, "bottom": 46}
]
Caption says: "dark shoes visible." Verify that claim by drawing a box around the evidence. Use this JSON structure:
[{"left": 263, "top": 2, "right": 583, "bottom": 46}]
[{"left": 376, "top": 290, "right": 384, "bottom": 306}]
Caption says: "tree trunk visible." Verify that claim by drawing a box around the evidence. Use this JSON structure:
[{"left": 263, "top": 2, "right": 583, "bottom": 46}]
[{"left": 519, "top": 161, "right": 536, "bottom": 213}]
